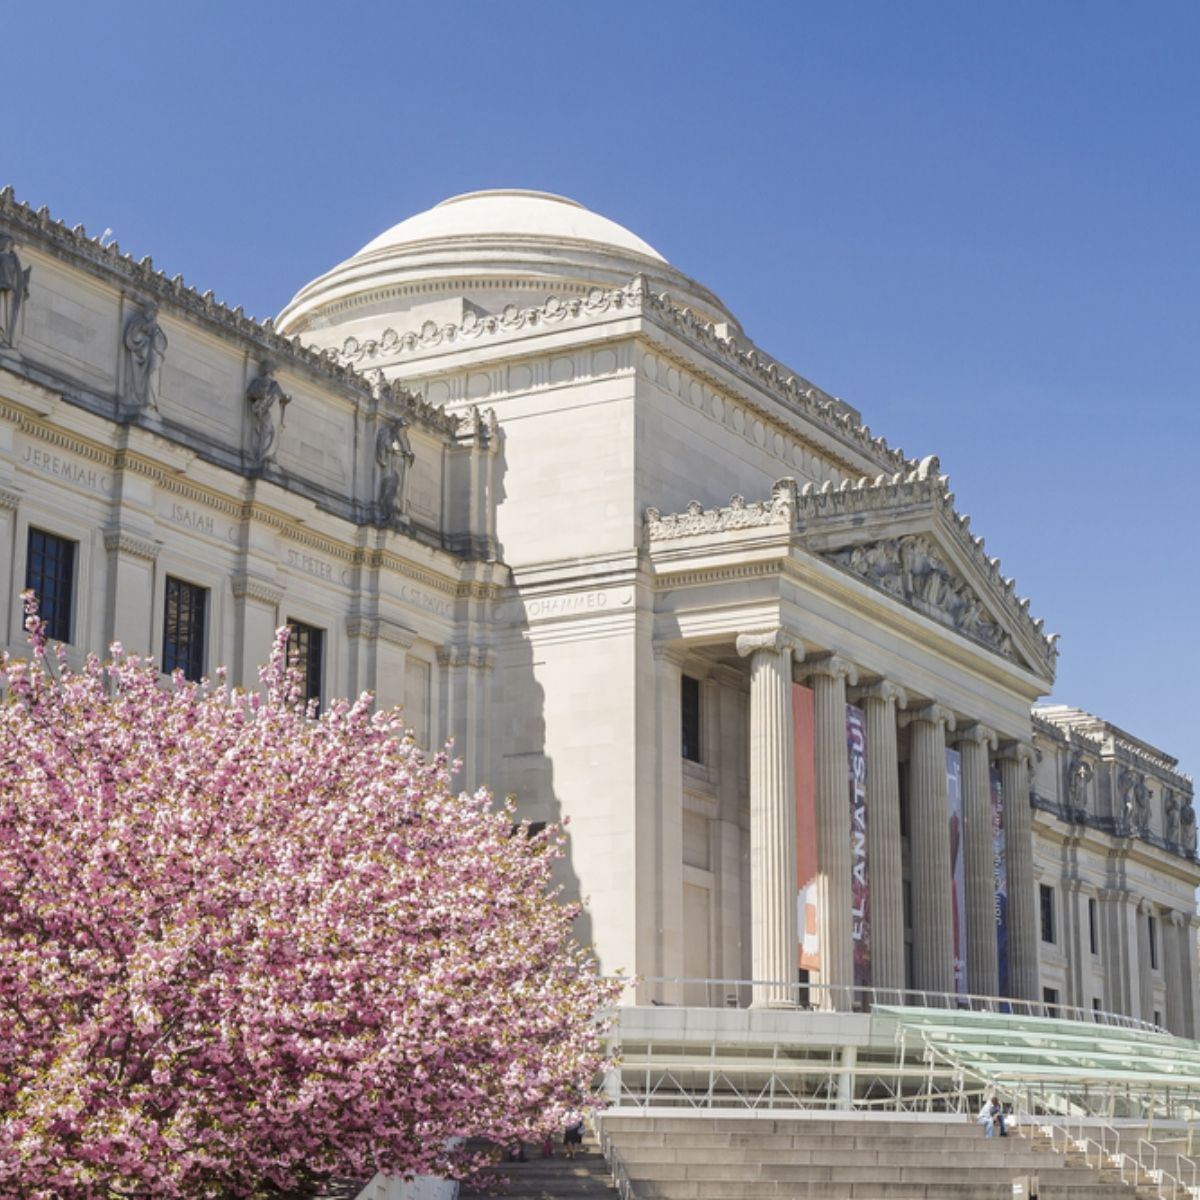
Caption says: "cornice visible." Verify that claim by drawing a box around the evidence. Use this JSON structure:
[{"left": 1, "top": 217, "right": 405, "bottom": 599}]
[
  {"left": 645, "top": 463, "right": 1058, "bottom": 678},
  {"left": 332, "top": 275, "right": 911, "bottom": 477},
  {"left": 0, "top": 188, "right": 456, "bottom": 439}
]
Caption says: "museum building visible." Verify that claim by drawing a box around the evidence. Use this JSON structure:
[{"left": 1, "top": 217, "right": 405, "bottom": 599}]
[{"left": 0, "top": 186, "right": 1196, "bottom": 1041}]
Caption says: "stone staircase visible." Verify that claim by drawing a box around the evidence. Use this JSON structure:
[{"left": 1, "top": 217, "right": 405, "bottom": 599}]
[
  {"left": 597, "top": 1114, "right": 1144, "bottom": 1199},
  {"left": 458, "top": 1140, "right": 616, "bottom": 1200}
]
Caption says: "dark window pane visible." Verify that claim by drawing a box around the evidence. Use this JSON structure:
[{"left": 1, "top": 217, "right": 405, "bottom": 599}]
[
  {"left": 1088, "top": 897, "right": 1098, "bottom": 956},
  {"left": 1148, "top": 915, "right": 1158, "bottom": 970},
  {"left": 1040, "top": 883, "right": 1055, "bottom": 944},
  {"left": 286, "top": 620, "right": 324, "bottom": 711},
  {"left": 25, "top": 528, "right": 76, "bottom": 643},
  {"left": 162, "top": 577, "right": 207, "bottom": 681},
  {"left": 681, "top": 675, "right": 701, "bottom": 762}
]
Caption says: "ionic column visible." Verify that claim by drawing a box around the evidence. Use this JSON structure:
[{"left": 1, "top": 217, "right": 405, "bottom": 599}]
[
  {"left": 799, "top": 655, "right": 859, "bottom": 1010},
  {"left": 952, "top": 723, "right": 999, "bottom": 999},
  {"left": 998, "top": 742, "right": 1040, "bottom": 1002},
  {"left": 1184, "top": 916, "right": 1200, "bottom": 1039},
  {"left": 737, "top": 629, "right": 802, "bottom": 1007},
  {"left": 851, "top": 679, "right": 907, "bottom": 996},
  {"left": 902, "top": 704, "right": 956, "bottom": 996}
]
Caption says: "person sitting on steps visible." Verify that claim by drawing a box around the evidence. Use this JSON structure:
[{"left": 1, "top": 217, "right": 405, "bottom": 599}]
[{"left": 978, "top": 1095, "right": 1008, "bottom": 1138}]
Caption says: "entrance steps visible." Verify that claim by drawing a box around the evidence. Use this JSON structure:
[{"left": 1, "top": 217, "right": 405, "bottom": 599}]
[
  {"left": 598, "top": 1114, "right": 1143, "bottom": 1199},
  {"left": 458, "top": 1141, "right": 615, "bottom": 1200}
]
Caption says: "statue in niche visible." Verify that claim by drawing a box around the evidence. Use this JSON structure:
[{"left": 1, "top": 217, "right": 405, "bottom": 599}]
[
  {"left": 375, "top": 415, "right": 414, "bottom": 527},
  {"left": 1067, "top": 750, "right": 1093, "bottom": 811},
  {"left": 0, "top": 235, "right": 31, "bottom": 349},
  {"left": 123, "top": 301, "right": 168, "bottom": 410},
  {"left": 1165, "top": 788, "right": 1181, "bottom": 845},
  {"left": 1181, "top": 802, "right": 1197, "bottom": 854},
  {"left": 1133, "top": 775, "right": 1152, "bottom": 834},
  {"left": 246, "top": 360, "right": 290, "bottom": 465}
]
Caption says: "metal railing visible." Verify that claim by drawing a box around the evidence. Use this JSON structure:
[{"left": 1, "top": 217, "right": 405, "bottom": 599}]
[
  {"left": 597, "top": 1124, "right": 638, "bottom": 1200},
  {"left": 623, "top": 975, "right": 1168, "bottom": 1033}
]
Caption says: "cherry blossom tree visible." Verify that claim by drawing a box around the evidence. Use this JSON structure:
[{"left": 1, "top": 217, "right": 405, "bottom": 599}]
[{"left": 0, "top": 596, "right": 619, "bottom": 1198}]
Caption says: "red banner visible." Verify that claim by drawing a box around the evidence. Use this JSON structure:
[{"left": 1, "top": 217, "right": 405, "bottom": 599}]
[{"left": 793, "top": 683, "right": 818, "bottom": 972}]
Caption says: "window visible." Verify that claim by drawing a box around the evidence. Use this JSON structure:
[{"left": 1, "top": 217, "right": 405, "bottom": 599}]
[
  {"left": 681, "top": 674, "right": 701, "bottom": 762},
  {"left": 1040, "top": 884, "right": 1056, "bottom": 944},
  {"left": 1148, "top": 915, "right": 1158, "bottom": 970},
  {"left": 1154, "top": 1009, "right": 1163, "bottom": 1028},
  {"left": 25, "top": 528, "right": 76, "bottom": 643},
  {"left": 1092, "top": 997, "right": 1102, "bottom": 1014},
  {"left": 162, "top": 577, "right": 207, "bottom": 680},
  {"left": 1043, "top": 986, "right": 1060, "bottom": 1018},
  {"left": 898, "top": 771, "right": 910, "bottom": 838},
  {"left": 286, "top": 620, "right": 324, "bottom": 710},
  {"left": 1088, "top": 897, "right": 1098, "bottom": 956}
]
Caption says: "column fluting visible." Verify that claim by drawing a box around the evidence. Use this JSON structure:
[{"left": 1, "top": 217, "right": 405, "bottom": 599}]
[
  {"left": 999, "top": 743, "right": 1040, "bottom": 1002},
  {"left": 800, "top": 655, "right": 858, "bottom": 1010},
  {"left": 904, "top": 704, "right": 956, "bottom": 996},
  {"left": 853, "top": 680, "right": 907, "bottom": 996},
  {"left": 737, "top": 629, "right": 801, "bottom": 1007},
  {"left": 954, "top": 723, "right": 999, "bottom": 999}
]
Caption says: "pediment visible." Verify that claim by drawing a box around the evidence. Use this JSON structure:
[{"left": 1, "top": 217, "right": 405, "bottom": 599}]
[{"left": 792, "top": 462, "right": 1057, "bottom": 680}]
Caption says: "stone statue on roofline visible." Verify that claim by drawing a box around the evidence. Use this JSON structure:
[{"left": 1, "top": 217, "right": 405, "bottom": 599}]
[
  {"left": 376, "top": 415, "right": 414, "bottom": 528},
  {"left": 246, "top": 360, "right": 290, "bottom": 466},
  {"left": 0, "top": 235, "right": 31, "bottom": 350},
  {"left": 1067, "top": 750, "right": 1093, "bottom": 813},
  {"left": 123, "top": 300, "right": 168, "bottom": 411}
]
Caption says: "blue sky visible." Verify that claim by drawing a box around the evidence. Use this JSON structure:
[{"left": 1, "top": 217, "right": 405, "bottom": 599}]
[{"left": 7, "top": 2, "right": 1198, "bottom": 776}]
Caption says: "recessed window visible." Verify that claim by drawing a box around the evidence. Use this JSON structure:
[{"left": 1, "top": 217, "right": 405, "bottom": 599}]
[
  {"left": 1088, "top": 897, "right": 1098, "bottom": 956},
  {"left": 286, "top": 620, "right": 324, "bottom": 710},
  {"left": 1148, "top": 915, "right": 1158, "bottom": 971},
  {"left": 1092, "top": 997, "right": 1102, "bottom": 1014},
  {"left": 25, "top": 528, "right": 76, "bottom": 643},
  {"left": 681, "top": 674, "right": 701, "bottom": 762},
  {"left": 1040, "top": 884, "right": 1056, "bottom": 944},
  {"left": 162, "top": 577, "right": 207, "bottom": 681},
  {"left": 1043, "top": 986, "right": 1060, "bottom": 1017}
]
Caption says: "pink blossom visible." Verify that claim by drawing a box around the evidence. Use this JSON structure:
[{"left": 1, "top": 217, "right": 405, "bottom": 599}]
[{"left": 0, "top": 594, "right": 619, "bottom": 1197}]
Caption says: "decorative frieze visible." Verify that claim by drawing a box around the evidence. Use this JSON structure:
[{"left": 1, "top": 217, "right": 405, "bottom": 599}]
[
  {"left": 646, "top": 462, "right": 1058, "bottom": 675},
  {"left": 826, "top": 531, "right": 1017, "bottom": 661},
  {"left": 647, "top": 479, "right": 796, "bottom": 540}
]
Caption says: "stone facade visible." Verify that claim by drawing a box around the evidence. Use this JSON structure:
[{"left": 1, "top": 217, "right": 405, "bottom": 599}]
[{"left": 2, "top": 187, "right": 1195, "bottom": 1034}]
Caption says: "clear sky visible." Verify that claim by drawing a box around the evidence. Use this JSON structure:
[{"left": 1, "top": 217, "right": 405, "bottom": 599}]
[{"left": 6, "top": 1, "right": 1198, "bottom": 777}]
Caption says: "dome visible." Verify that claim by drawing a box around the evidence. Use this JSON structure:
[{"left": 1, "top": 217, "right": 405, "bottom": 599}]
[
  {"left": 276, "top": 189, "right": 740, "bottom": 341},
  {"left": 357, "top": 189, "right": 667, "bottom": 263}
]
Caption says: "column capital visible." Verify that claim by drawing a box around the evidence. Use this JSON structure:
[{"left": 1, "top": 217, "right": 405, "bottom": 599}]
[
  {"left": 796, "top": 652, "right": 857, "bottom": 687},
  {"left": 652, "top": 641, "right": 690, "bottom": 667},
  {"left": 0, "top": 486, "right": 21, "bottom": 511},
  {"left": 849, "top": 678, "right": 908, "bottom": 709},
  {"left": 103, "top": 526, "right": 160, "bottom": 562},
  {"left": 1138, "top": 897, "right": 1155, "bottom": 917},
  {"left": 996, "top": 739, "right": 1036, "bottom": 770},
  {"left": 1167, "top": 909, "right": 1186, "bottom": 929},
  {"left": 736, "top": 627, "right": 803, "bottom": 661},
  {"left": 899, "top": 702, "right": 956, "bottom": 733},
  {"left": 950, "top": 721, "right": 998, "bottom": 751}
]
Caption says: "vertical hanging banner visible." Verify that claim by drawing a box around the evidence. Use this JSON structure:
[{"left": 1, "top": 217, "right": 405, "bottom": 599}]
[
  {"left": 793, "top": 683, "right": 819, "bottom": 973},
  {"left": 991, "top": 765, "right": 1009, "bottom": 997},
  {"left": 946, "top": 747, "right": 967, "bottom": 995},
  {"left": 846, "top": 704, "right": 870, "bottom": 988}
]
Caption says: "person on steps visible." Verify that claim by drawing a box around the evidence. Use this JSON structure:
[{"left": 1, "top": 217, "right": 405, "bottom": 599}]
[{"left": 978, "top": 1095, "right": 1007, "bottom": 1138}]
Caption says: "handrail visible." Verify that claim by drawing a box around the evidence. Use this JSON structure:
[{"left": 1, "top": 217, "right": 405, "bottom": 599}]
[
  {"left": 597, "top": 1123, "right": 637, "bottom": 1200},
  {"left": 622, "top": 976, "right": 1169, "bottom": 1034}
]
